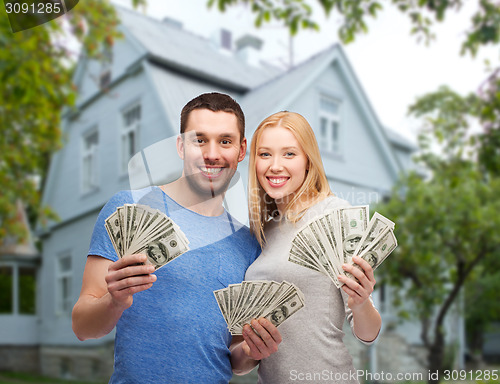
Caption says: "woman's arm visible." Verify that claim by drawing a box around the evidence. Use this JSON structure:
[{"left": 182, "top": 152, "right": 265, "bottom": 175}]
[{"left": 338, "top": 255, "right": 382, "bottom": 342}]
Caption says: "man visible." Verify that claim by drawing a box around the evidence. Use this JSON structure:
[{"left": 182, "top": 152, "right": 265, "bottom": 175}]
[
  {"left": 72, "top": 93, "right": 280, "bottom": 383},
  {"left": 343, "top": 233, "right": 362, "bottom": 256},
  {"left": 146, "top": 240, "right": 170, "bottom": 267}
]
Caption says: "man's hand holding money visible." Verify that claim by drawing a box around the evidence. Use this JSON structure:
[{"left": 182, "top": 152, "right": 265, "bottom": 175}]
[
  {"left": 106, "top": 253, "right": 157, "bottom": 311},
  {"left": 230, "top": 318, "right": 282, "bottom": 375}
]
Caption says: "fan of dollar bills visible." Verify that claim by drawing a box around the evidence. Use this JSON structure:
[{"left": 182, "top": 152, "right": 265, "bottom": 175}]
[
  {"left": 105, "top": 204, "right": 190, "bottom": 270},
  {"left": 289, "top": 205, "right": 397, "bottom": 288},
  {"left": 214, "top": 280, "right": 305, "bottom": 335}
]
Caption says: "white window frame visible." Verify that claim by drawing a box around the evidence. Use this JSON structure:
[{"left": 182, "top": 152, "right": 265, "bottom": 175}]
[
  {"left": 120, "top": 103, "right": 141, "bottom": 175},
  {"left": 99, "top": 45, "right": 113, "bottom": 89},
  {"left": 56, "top": 253, "right": 73, "bottom": 316},
  {"left": 81, "top": 128, "right": 99, "bottom": 193},
  {"left": 318, "top": 95, "right": 342, "bottom": 155}
]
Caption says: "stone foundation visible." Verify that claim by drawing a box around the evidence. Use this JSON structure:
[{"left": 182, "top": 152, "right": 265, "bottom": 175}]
[
  {"left": 39, "top": 342, "right": 114, "bottom": 382},
  {"left": 0, "top": 345, "right": 39, "bottom": 374}
]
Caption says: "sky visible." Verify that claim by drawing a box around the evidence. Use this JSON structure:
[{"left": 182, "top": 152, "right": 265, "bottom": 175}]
[{"left": 112, "top": 0, "right": 497, "bottom": 142}]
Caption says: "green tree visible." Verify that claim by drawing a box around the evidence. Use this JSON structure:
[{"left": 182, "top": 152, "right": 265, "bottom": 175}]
[
  {"left": 0, "top": 1, "right": 147, "bottom": 245},
  {"left": 374, "top": 86, "right": 500, "bottom": 382}
]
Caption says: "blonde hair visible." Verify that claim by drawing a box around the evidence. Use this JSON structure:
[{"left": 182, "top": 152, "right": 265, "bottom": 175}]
[{"left": 248, "top": 111, "right": 332, "bottom": 247}]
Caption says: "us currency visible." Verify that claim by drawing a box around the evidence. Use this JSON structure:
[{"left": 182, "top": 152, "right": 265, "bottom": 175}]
[
  {"left": 105, "top": 204, "right": 190, "bottom": 270},
  {"left": 263, "top": 291, "right": 305, "bottom": 327},
  {"left": 295, "top": 229, "right": 341, "bottom": 286},
  {"left": 105, "top": 211, "right": 124, "bottom": 257},
  {"left": 215, "top": 281, "right": 305, "bottom": 335},
  {"left": 288, "top": 206, "right": 397, "bottom": 287},
  {"left": 344, "top": 228, "right": 397, "bottom": 283},
  {"left": 339, "top": 205, "right": 369, "bottom": 264},
  {"left": 353, "top": 212, "right": 395, "bottom": 257}
]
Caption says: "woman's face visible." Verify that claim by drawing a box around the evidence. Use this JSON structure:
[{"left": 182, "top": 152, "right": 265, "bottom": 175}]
[{"left": 255, "top": 126, "right": 308, "bottom": 210}]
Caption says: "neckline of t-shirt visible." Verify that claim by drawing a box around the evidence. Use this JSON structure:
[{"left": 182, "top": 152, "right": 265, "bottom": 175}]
[
  {"left": 155, "top": 186, "right": 229, "bottom": 220},
  {"left": 277, "top": 194, "right": 335, "bottom": 222}
]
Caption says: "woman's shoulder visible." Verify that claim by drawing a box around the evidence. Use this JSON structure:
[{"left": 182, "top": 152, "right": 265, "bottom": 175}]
[
  {"left": 314, "top": 194, "right": 350, "bottom": 211},
  {"left": 297, "top": 194, "right": 350, "bottom": 223}
]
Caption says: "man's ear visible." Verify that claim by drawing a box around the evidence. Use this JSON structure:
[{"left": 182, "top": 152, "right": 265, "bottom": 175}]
[
  {"left": 238, "top": 137, "right": 247, "bottom": 162},
  {"left": 176, "top": 134, "right": 185, "bottom": 160}
]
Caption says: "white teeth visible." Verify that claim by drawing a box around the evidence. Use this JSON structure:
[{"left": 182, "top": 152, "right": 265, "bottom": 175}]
[
  {"left": 201, "top": 167, "right": 223, "bottom": 174},
  {"left": 269, "top": 178, "right": 287, "bottom": 184}
]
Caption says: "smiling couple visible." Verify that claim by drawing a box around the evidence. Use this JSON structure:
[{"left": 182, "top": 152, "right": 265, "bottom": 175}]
[{"left": 72, "top": 92, "right": 381, "bottom": 384}]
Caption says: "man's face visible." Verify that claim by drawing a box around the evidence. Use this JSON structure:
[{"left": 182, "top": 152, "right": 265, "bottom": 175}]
[
  {"left": 177, "top": 109, "right": 246, "bottom": 198},
  {"left": 344, "top": 235, "right": 361, "bottom": 254},
  {"left": 148, "top": 242, "right": 167, "bottom": 264},
  {"left": 366, "top": 252, "right": 378, "bottom": 267},
  {"left": 272, "top": 308, "right": 286, "bottom": 323}
]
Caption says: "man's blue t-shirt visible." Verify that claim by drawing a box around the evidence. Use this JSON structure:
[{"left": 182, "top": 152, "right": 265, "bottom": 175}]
[{"left": 88, "top": 186, "right": 261, "bottom": 384}]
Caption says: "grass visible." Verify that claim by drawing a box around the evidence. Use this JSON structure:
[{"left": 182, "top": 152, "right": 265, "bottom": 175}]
[{"left": 0, "top": 372, "right": 106, "bottom": 384}]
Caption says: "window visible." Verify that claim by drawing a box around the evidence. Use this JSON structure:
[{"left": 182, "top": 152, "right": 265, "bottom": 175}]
[
  {"left": 82, "top": 129, "right": 99, "bottom": 192},
  {"left": 0, "top": 266, "right": 13, "bottom": 313},
  {"left": 19, "top": 267, "right": 36, "bottom": 314},
  {"left": 319, "top": 95, "right": 341, "bottom": 154},
  {"left": 121, "top": 104, "right": 141, "bottom": 174},
  {"left": 0, "top": 265, "right": 36, "bottom": 315},
  {"left": 56, "top": 255, "right": 72, "bottom": 315}
]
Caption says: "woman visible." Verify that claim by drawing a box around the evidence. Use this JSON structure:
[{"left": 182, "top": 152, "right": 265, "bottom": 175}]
[{"left": 243, "top": 111, "right": 381, "bottom": 383}]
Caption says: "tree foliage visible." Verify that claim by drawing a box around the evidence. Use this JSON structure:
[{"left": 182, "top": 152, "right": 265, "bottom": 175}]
[
  {"left": 208, "top": 0, "right": 500, "bottom": 48},
  {"left": 0, "top": 1, "right": 126, "bottom": 245},
  {"left": 375, "top": 87, "right": 500, "bottom": 380}
]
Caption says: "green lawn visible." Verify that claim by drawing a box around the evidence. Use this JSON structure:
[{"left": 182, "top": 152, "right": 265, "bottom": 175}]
[{"left": 0, "top": 372, "right": 106, "bottom": 384}]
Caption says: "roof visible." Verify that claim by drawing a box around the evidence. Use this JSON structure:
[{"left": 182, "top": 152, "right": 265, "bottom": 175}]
[
  {"left": 383, "top": 126, "right": 418, "bottom": 151},
  {"left": 241, "top": 46, "right": 338, "bottom": 133},
  {"left": 116, "top": 6, "right": 416, "bottom": 155},
  {"left": 117, "top": 6, "right": 281, "bottom": 91},
  {"left": 0, "top": 201, "right": 39, "bottom": 260}
]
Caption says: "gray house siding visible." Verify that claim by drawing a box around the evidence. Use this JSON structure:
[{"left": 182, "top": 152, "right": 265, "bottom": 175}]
[
  {"left": 287, "top": 64, "right": 396, "bottom": 195},
  {"left": 0, "top": 6, "right": 451, "bottom": 382},
  {"left": 38, "top": 212, "right": 104, "bottom": 346}
]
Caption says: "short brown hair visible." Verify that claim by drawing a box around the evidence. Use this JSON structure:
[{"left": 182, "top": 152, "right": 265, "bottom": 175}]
[{"left": 180, "top": 92, "right": 245, "bottom": 141}]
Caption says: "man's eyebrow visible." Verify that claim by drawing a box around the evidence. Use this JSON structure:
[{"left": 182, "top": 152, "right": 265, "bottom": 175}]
[
  {"left": 190, "top": 132, "right": 238, "bottom": 138},
  {"left": 218, "top": 133, "right": 238, "bottom": 138}
]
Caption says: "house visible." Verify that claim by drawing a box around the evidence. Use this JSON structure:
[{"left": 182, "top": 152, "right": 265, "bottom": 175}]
[{"left": 1, "top": 4, "right": 462, "bottom": 382}]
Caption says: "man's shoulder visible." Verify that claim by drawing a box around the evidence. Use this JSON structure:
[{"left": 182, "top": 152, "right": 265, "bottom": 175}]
[
  {"left": 227, "top": 219, "right": 261, "bottom": 256},
  {"left": 107, "top": 186, "right": 160, "bottom": 205}
]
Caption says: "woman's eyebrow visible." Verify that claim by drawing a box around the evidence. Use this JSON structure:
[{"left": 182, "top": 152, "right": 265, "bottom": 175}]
[{"left": 258, "top": 146, "right": 299, "bottom": 151}]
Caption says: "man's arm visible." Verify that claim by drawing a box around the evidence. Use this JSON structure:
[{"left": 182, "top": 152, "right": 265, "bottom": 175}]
[
  {"left": 230, "top": 318, "right": 282, "bottom": 375},
  {"left": 72, "top": 254, "right": 156, "bottom": 341}
]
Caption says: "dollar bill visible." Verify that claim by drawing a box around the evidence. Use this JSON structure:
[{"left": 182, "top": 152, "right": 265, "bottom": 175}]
[
  {"left": 214, "top": 281, "right": 305, "bottom": 335},
  {"left": 344, "top": 227, "right": 398, "bottom": 284},
  {"left": 353, "top": 212, "right": 395, "bottom": 257},
  {"left": 338, "top": 205, "right": 369, "bottom": 263},
  {"left": 104, "top": 204, "right": 190, "bottom": 270},
  {"left": 288, "top": 205, "right": 397, "bottom": 287}
]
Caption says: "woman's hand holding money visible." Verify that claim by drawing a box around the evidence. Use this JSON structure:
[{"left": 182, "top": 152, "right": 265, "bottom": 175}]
[
  {"left": 338, "top": 255, "right": 375, "bottom": 310},
  {"left": 338, "top": 256, "right": 381, "bottom": 342},
  {"left": 106, "top": 253, "right": 157, "bottom": 311}
]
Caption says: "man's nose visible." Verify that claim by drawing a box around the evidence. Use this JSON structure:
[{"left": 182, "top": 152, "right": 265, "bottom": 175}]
[{"left": 203, "top": 141, "right": 221, "bottom": 161}]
